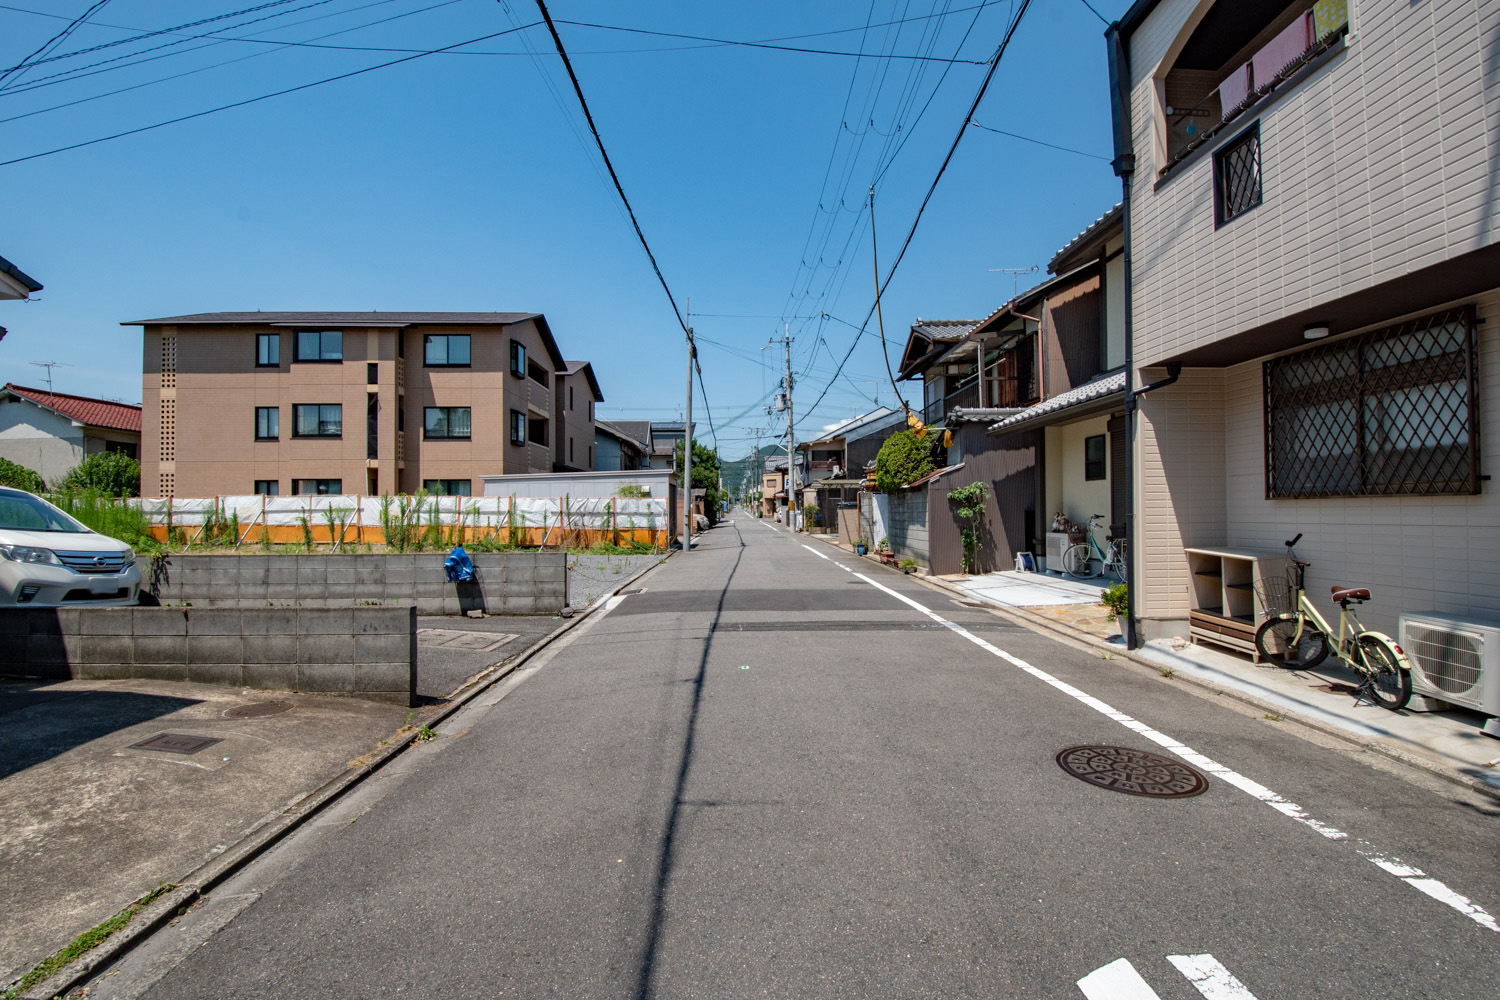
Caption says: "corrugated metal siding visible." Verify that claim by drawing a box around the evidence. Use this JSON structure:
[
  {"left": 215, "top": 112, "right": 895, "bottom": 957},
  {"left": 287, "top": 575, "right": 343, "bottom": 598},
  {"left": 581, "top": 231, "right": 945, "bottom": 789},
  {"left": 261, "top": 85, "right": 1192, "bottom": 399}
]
[
  {"left": 926, "top": 425, "right": 1040, "bottom": 574},
  {"left": 1127, "top": 0, "right": 1497, "bottom": 368}
]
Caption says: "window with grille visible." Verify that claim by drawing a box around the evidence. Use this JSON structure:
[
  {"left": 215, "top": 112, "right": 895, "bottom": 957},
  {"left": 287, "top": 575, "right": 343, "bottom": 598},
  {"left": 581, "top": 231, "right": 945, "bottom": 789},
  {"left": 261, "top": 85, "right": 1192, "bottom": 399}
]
[
  {"left": 1214, "top": 122, "right": 1262, "bottom": 227},
  {"left": 1264, "top": 307, "right": 1479, "bottom": 498}
]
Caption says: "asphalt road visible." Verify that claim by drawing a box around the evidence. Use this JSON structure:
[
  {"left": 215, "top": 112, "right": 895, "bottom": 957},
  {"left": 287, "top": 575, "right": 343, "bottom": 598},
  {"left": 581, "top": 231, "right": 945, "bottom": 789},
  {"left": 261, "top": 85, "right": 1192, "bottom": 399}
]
[{"left": 94, "top": 515, "right": 1500, "bottom": 999}]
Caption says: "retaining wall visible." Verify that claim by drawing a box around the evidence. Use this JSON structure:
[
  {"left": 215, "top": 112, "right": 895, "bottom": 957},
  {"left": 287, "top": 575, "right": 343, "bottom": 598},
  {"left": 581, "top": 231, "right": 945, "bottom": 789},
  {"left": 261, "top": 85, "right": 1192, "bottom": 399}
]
[
  {"left": 0, "top": 606, "right": 416, "bottom": 705},
  {"left": 149, "top": 552, "right": 567, "bottom": 614}
]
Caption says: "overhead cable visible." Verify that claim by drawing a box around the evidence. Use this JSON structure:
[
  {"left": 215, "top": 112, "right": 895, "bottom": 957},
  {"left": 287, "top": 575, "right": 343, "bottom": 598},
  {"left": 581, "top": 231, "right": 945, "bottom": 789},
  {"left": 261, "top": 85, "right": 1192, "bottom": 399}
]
[{"left": 0, "top": 0, "right": 114, "bottom": 88}]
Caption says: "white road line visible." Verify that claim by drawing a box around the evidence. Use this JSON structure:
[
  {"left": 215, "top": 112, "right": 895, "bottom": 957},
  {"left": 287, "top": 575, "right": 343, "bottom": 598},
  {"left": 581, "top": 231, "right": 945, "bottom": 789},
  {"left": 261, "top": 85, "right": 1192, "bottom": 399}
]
[
  {"left": 1167, "top": 954, "right": 1259, "bottom": 999},
  {"left": 842, "top": 567, "right": 1500, "bottom": 934},
  {"left": 1077, "top": 958, "right": 1162, "bottom": 1000}
]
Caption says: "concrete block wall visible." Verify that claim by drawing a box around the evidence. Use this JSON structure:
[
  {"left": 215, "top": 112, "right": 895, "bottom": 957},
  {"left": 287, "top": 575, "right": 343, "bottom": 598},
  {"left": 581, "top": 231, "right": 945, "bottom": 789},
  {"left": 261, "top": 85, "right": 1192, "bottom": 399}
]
[
  {"left": 0, "top": 606, "right": 416, "bottom": 705},
  {"left": 150, "top": 552, "right": 567, "bottom": 614}
]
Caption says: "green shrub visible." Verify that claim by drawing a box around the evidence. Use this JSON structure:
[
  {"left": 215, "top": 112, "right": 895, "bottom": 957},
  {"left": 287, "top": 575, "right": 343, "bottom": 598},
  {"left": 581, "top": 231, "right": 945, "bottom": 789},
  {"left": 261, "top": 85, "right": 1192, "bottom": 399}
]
[
  {"left": 1100, "top": 583, "right": 1129, "bottom": 621},
  {"left": 874, "top": 430, "right": 936, "bottom": 492},
  {"left": 0, "top": 457, "right": 45, "bottom": 493},
  {"left": 58, "top": 452, "right": 140, "bottom": 498}
]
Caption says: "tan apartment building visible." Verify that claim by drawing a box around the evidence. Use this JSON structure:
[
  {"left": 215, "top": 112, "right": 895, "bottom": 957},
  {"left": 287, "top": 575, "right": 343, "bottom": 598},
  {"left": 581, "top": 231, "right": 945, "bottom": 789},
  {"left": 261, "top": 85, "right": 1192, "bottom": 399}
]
[
  {"left": 1108, "top": 0, "right": 1499, "bottom": 644},
  {"left": 553, "top": 361, "right": 602, "bottom": 472},
  {"left": 128, "top": 312, "right": 570, "bottom": 498}
]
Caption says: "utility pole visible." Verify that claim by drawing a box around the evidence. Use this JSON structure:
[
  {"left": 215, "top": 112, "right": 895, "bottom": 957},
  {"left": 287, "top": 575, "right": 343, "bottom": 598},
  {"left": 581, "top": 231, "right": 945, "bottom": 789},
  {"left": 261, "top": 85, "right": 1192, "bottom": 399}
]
[
  {"left": 683, "top": 324, "right": 695, "bottom": 552},
  {"left": 784, "top": 331, "right": 795, "bottom": 527}
]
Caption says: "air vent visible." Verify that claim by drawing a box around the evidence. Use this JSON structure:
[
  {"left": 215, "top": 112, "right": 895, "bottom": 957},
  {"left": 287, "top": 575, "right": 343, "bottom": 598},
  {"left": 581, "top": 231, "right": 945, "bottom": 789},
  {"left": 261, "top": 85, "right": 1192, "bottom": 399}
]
[
  {"left": 1399, "top": 612, "right": 1500, "bottom": 734},
  {"left": 1404, "top": 623, "right": 1482, "bottom": 697}
]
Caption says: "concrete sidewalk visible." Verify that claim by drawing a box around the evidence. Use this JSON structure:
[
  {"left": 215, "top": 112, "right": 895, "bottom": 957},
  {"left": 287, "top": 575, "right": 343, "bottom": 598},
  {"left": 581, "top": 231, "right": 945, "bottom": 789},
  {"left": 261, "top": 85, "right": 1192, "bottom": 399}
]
[{"left": 805, "top": 531, "right": 1500, "bottom": 796}]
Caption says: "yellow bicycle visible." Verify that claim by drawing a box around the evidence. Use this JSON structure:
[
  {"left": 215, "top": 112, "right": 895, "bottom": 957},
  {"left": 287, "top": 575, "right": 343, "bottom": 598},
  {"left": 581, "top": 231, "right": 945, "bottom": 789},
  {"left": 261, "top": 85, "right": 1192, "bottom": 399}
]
[{"left": 1253, "top": 533, "right": 1412, "bottom": 711}]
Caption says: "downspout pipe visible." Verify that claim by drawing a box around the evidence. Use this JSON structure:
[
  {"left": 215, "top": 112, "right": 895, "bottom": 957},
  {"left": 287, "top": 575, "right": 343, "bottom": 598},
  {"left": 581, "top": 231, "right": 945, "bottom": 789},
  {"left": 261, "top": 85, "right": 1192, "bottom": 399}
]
[
  {"left": 1106, "top": 19, "right": 1142, "bottom": 650},
  {"left": 1135, "top": 361, "right": 1182, "bottom": 396}
]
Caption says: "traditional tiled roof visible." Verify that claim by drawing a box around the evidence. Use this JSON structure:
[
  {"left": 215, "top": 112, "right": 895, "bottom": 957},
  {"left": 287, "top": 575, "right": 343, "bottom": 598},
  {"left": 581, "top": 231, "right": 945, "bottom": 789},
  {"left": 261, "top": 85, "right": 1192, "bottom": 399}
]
[
  {"left": 986, "top": 371, "right": 1127, "bottom": 435},
  {"left": 1047, "top": 204, "right": 1124, "bottom": 274},
  {"left": 2, "top": 383, "right": 141, "bottom": 433},
  {"left": 910, "top": 319, "right": 982, "bottom": 339}
]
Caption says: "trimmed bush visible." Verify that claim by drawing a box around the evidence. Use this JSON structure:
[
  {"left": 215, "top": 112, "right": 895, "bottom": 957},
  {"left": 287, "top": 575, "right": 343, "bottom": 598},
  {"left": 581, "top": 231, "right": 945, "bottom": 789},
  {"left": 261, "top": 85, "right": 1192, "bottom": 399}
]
[
  {"left": 58, "top": 452, "right": 141, "bottom": 498},
  {"left": 0, "top": 457, "right": 45, "bottom": 493},
  {"left": 874, "top": 430, "right": 937, "bottom": 492}
]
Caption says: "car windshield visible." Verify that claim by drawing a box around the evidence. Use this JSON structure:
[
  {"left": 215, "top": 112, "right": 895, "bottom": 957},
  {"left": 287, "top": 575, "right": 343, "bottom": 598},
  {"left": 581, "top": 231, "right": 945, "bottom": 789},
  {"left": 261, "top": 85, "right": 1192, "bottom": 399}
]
[{"left": 0, "top": 491, "right": 89, "bottom": 533}]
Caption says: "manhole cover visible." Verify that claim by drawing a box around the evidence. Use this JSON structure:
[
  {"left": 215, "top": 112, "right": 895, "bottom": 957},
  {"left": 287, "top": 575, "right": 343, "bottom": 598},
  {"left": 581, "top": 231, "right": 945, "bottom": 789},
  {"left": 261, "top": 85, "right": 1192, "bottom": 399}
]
[
  {"left": 417, "top": 629, "right": 519, "bottom": 652},
  {"left": 225, "top": 701, "right": 294, "bottom": 719},
  {"left": 1055, "top": 745, "right": 1209, "bottom": 798},
  {"left": 130, "top": 733, "right": 224, "bottom": 755}
]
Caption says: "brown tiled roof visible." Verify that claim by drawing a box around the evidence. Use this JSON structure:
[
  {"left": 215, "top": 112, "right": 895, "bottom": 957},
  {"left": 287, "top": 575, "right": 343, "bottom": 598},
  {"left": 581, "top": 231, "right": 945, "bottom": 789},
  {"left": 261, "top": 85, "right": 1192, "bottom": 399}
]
[
  {"left": 3, "top": 384, "right": 141, "bottom": 433},
  {"left": 559, "top": 360, "right": 603, "bottom": 401}
]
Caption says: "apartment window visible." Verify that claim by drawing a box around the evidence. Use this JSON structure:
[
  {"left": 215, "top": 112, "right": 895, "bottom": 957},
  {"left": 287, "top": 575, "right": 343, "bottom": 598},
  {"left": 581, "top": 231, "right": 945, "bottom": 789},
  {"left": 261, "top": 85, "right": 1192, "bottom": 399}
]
[
  {"left": 367, "top": 362, "right": 378, "bottom": 385},
  {"left": 528, "top": 414, "right": 549, "bottom": 446},
  {"left": 510, "top": 340, "right": 526, "bottom": 377},
  {"left": 569, "top": 386, "right": 574, "bottom": 410},
  {"left": 293, "top": 403, "right": 342, "bottom": 438},
  {"left": 569, "top": 437, "right": 574, "bottom": 463},
  {"left": 424, "top": 406, "right": 472, "bottom": 439},
  {"left": 294, "top": 479, "right": 342, "bottom": 495},
  {"left": 1214, "top": 122, "right": 1262, "bottom": 227},
  {"left": 1265, "top": 307, "right": 1479, "bottom": 498},
  {"left": 295, "top": 330, "right": 342, "bottom": 362},
  {"left": 424, "top": 334, "right": 471, "bottom": 367},
  {"left": 1085, "top": 434, "right": 1106, "bottom": 481},
  {"left": 509, "top": 409, "right": 526, "bottom": 446},
  {"left": 528, "top": 359, "right": 549, "bottom": 387},
  {"left": 256, "top": 333, "right": 280, "bottom": 367},
  {"left": 422, "top": 479, "right": 472, "bottom": 496},
  {"left": 367, "top": 395, "right": 379, "bottom": 460},
  {"left": 588, "top": 444, "right": 592, "bottom": 467},
  {"left": 588, "top": 399, "right": 594, "bottom": 421},
  {"left": 255, "top": 406, "right": 279, "bottom": 440},
  {"left": 254, "top": 480, "right": 279, "bottom": 496}
]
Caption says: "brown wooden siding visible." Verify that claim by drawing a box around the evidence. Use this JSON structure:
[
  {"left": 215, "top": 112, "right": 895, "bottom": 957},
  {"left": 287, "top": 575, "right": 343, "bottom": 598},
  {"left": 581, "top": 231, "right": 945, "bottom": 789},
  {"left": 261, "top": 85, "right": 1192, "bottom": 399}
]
[{"left": 926, "top": 423, "right": 1040, "bottom": 574}]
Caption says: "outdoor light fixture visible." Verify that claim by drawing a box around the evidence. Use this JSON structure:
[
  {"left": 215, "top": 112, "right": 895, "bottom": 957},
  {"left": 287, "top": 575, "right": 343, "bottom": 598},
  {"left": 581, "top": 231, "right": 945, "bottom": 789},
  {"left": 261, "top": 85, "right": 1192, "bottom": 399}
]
[{"left": 1303, "top": 323, "right": 1331, "bottom": 340}]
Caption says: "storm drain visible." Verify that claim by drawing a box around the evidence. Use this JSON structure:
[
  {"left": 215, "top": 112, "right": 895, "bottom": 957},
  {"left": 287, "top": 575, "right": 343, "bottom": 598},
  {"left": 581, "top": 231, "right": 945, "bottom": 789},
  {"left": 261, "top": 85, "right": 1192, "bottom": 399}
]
[
  {"left": 225, "top": 701, "right": 294, "bottom": 719},
  {"left": 1055, "top": 745, "right": 1209, "bottom": 799},
  {"left": 130, "top": 734, "right": 224, "bottom": 755}
]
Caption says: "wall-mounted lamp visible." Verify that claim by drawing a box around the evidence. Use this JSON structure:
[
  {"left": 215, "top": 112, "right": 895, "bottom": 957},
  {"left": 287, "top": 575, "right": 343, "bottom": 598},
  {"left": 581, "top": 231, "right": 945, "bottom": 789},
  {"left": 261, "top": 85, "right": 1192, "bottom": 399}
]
[{"left": 1303, "top": 323, "right": 1331, "bottom": 341}]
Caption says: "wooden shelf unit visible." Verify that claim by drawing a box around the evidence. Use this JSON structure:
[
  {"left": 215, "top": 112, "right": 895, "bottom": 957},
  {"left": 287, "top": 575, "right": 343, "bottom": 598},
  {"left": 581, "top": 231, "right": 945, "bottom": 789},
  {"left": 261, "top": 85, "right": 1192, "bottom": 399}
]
[{"left": 1183, "top": 547, "right": 1289, "bottom": 662}]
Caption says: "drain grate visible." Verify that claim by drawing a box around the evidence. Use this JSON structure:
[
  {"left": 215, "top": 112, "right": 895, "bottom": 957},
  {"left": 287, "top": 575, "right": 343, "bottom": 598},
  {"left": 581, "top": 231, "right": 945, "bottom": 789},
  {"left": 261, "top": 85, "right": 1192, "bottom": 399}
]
[
  {"left": 130, "top": 733, "right": 224, "bottom": 755},
  {"left": 1055, "top": 745, "right": 1209, "bottom": 798},
  {"left": 225, "top": 701, "right": 294, "bottom": 719}
]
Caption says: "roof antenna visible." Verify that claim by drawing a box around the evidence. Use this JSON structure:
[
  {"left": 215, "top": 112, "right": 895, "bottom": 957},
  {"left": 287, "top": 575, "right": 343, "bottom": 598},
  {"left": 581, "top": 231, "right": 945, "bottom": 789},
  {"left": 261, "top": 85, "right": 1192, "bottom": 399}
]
[
  {"left": 29, "top": 360, "right": 68, "bottom": 400},
  {"left": 987, "top": 265, "right": 1039, "bottom": 297}
]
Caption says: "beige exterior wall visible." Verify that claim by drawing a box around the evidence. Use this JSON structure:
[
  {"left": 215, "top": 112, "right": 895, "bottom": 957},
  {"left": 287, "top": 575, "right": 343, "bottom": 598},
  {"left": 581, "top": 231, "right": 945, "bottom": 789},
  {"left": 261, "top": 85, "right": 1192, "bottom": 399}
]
[
  {"left": 1127, "top": 0, "right": 1498, "bottom": 368},
  {"left": 554, "top": 371, "right": 599, "bottom": 472},
  {"left": 142, "top": 320, "right": 556, "bottom": 498},
  {"left": 1044, "top": 414, "right": 1113, "bottom": 530},
  {"left": 1134, "top": 291, "right": 1500, "bottom": 638}
]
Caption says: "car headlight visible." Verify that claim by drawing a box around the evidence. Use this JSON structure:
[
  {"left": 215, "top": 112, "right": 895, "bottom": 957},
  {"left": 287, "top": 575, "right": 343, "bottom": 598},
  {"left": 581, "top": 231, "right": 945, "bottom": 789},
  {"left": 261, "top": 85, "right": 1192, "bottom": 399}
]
[
  {"left": 0, "top": 545, "right": 60, "bottom": 565},
  {"left": 122, "top": 548, "right": 135, "bottom": 565}
]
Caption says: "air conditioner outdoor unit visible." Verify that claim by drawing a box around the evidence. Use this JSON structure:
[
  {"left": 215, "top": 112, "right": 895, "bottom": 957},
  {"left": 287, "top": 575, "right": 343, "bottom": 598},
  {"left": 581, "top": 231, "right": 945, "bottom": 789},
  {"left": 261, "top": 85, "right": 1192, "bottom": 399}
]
[{"left": 1398, "top": 611, "right": 1500, "bottom": 738}]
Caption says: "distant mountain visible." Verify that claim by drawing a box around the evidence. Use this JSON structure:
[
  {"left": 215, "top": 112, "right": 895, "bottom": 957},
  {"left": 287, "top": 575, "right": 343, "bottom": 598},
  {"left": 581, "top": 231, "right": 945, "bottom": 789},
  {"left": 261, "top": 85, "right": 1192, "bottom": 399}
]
[{"left": 720, "top": 444, "right": 785, "bottom": 498}]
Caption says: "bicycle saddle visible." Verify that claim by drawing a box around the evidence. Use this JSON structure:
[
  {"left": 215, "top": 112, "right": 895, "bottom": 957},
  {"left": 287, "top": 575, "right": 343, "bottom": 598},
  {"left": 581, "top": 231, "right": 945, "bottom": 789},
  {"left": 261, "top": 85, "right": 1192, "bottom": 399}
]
[{"left": 1331, "top": 586, "right": 1370, "bottom": 603}]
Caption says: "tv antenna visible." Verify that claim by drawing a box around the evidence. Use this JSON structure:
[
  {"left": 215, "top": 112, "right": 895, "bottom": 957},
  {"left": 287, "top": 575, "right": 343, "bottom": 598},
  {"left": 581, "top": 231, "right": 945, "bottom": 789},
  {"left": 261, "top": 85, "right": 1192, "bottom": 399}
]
[
  {"left": 987, "top": 265, "right": 1039, "bottom": 297},
  {"left": 29, "top": 361, "right": 69, "bottom": 399}
]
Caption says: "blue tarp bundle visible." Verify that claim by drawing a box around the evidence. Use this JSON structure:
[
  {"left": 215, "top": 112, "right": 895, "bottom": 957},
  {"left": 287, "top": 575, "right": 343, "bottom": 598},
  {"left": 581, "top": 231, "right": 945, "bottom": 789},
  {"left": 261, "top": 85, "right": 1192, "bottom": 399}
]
[{"left": 444, "top": 546, "right": 475, "bottom": 583}]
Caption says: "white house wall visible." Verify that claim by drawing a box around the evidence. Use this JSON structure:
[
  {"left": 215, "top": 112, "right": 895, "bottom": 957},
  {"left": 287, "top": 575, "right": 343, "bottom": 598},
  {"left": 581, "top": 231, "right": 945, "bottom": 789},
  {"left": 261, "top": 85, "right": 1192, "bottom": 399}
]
[
  {"left": 1127, "top": 0, "right": 1499, "bottom": 367},
  {"left": 0, "top": 400, "right": 84, "bottom": 485},
  {"left": 1044, "top": 415, "right": 1114, "bottom": 531}
]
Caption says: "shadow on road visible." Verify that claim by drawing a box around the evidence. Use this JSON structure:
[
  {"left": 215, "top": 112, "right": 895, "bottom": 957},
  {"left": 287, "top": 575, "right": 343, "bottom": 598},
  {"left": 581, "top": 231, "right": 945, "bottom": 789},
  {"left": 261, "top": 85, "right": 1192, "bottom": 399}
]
[{"left": 634, "top": 520, "right": 746, "bottom": 1000}]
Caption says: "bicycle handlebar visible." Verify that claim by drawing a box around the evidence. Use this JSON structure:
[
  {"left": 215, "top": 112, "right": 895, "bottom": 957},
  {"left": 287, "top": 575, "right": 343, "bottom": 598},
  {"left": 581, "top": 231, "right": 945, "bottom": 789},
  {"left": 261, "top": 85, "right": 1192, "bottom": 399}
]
[{"left": 1285, "top": 533, "right": 1302, "bottom": 548}]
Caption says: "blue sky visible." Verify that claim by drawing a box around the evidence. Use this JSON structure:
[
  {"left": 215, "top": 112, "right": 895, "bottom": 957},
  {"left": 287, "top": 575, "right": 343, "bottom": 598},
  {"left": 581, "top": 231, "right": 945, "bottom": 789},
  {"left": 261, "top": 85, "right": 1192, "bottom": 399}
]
[{"left": 0, "top": 0, "right": 1128, "bottom": 460}]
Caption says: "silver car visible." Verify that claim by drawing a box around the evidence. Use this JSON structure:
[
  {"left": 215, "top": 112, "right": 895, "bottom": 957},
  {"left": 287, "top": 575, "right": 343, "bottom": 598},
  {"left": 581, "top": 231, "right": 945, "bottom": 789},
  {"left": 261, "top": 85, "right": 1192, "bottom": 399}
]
[{"left": 0, "top": 487, "right": 142, "bottom": 606}]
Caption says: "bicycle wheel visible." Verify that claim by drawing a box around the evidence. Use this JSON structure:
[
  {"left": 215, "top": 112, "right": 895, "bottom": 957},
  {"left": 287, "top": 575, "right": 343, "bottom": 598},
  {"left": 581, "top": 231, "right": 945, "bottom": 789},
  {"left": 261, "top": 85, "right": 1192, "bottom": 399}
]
[
  {"left": 1103, "top": 548, "right": 1126, "bottom": 582},
  {"left": 1254, "top": 614, "right": 1330, "bottom": 669},
  {"left": 1357, "top": 635, "right": 1411, "bottom": 711},
  {"left": 1061, "top": 543, "right": 1093, "bottom": 577}
]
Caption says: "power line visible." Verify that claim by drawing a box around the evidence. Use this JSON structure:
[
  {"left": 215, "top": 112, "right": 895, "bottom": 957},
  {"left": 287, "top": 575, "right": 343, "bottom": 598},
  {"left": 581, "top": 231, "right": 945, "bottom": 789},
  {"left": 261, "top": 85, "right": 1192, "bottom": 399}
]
[
  {"left": 0, "top": 0, "right": 113, "bottom": 88},
  {"left": 532, "top": 0, "right": 688, "bottom": 336},
  {"left": 798, "top": 0, "right": 1034, "bottom": 426},
  {"left": 1078, "top": 0, "right": 1111, "bottom": 27},
  {"left": 0, "top": 22, "right": 539, "bottom": 167},
  {"left": 553, "top": 19, "right": 989, "bottom": 64},
  {"left": 969, "top": 120, "right": 1110, "bottom": 160}
]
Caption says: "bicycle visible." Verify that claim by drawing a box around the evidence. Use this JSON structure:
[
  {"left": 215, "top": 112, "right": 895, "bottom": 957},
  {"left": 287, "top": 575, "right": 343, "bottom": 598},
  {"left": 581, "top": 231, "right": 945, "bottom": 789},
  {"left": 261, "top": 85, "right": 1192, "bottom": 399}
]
[
  {"left": 1061, "top": 514, "right": 1125, "bottom": 581},
  {"left": 1253, "top": 533, "right": 1412, "bottom": 710}
]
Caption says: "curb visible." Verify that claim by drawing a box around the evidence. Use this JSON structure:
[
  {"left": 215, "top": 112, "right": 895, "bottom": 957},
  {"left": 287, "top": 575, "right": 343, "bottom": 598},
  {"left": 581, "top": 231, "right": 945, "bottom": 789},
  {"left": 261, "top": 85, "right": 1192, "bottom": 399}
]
[
  {"left": 897, "top": 565, "right": 1500, "bottom": 805},
  {"left": 16, "top": 553, "right": 672, "bottom": 1000}
]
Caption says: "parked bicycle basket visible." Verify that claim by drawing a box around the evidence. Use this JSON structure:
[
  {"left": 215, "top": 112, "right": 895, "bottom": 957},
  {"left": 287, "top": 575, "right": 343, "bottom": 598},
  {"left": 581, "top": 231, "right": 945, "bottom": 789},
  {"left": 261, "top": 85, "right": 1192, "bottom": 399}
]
[{"left": 1254, "top": 574, "right": 1296, "bottom": 617}]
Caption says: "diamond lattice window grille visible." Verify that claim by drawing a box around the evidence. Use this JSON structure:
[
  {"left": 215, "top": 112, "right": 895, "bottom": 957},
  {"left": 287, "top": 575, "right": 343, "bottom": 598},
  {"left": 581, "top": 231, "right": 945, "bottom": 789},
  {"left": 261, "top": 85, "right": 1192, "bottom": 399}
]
[
  {"left": 1214, "top": 123, "right": 1262, "bottom": 226},
  {"left": 1264, "top": 307, "right": 1479, "bottom": 498}
]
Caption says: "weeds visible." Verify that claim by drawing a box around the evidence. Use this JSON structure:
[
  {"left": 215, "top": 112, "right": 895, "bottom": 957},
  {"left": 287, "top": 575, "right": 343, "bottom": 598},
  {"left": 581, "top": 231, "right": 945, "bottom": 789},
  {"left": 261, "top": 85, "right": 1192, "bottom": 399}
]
[
  {"left": 412, "top": 725, "right": 437, "bottom": 744},
  {"left": 1264, "top": 710, "right": 1284, "bottom": 722},
  {"left": 1158, "top": 666, "right": 1175, "bottom": 678},
  {"left": 49, "top": 489, "right": 162, "bottom": 555},
  {"left": 4, "top": 883, "right": 177, "bottom": 999}
]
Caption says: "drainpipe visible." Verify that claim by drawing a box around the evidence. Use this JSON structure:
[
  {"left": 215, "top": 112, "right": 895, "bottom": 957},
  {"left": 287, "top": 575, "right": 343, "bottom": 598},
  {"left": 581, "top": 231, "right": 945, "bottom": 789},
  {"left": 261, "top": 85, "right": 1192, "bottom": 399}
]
[{"left": 1106, "top": 19, "right": 1141, "bottom": 650}]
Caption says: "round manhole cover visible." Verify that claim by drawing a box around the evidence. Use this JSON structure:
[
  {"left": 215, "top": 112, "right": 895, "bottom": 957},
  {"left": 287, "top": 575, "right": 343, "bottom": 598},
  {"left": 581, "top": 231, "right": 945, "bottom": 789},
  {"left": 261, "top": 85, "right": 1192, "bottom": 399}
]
[
  {"left": 1056, "top": 745, "right": 1209, "bottom": 798},
  {"left": 224, "top": 701, "right": 295, "bottom": 719}
]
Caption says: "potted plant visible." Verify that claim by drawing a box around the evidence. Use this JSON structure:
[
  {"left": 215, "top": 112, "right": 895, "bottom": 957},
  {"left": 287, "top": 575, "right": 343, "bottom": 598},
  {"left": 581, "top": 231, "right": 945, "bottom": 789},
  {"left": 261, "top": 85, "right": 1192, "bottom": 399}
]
[
  {"left": 899, "top": 558, "right": 918, "bottom": 574},
  {"left": 875, "top": 536, "right": 897, "bottom": 566},
  {"left": 1099, "top": 583, "right": 1129, "bottom": 639}
]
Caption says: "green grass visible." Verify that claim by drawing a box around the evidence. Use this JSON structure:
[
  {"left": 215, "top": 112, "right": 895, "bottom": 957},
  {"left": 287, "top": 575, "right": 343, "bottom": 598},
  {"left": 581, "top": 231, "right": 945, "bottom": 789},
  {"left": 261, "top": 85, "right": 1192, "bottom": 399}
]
[
  {"left": 4, "top": 884, "right": 177, "bottom": 999},
  {"left": 48, "top": 490, "right": 163, "bottom": 555}
]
